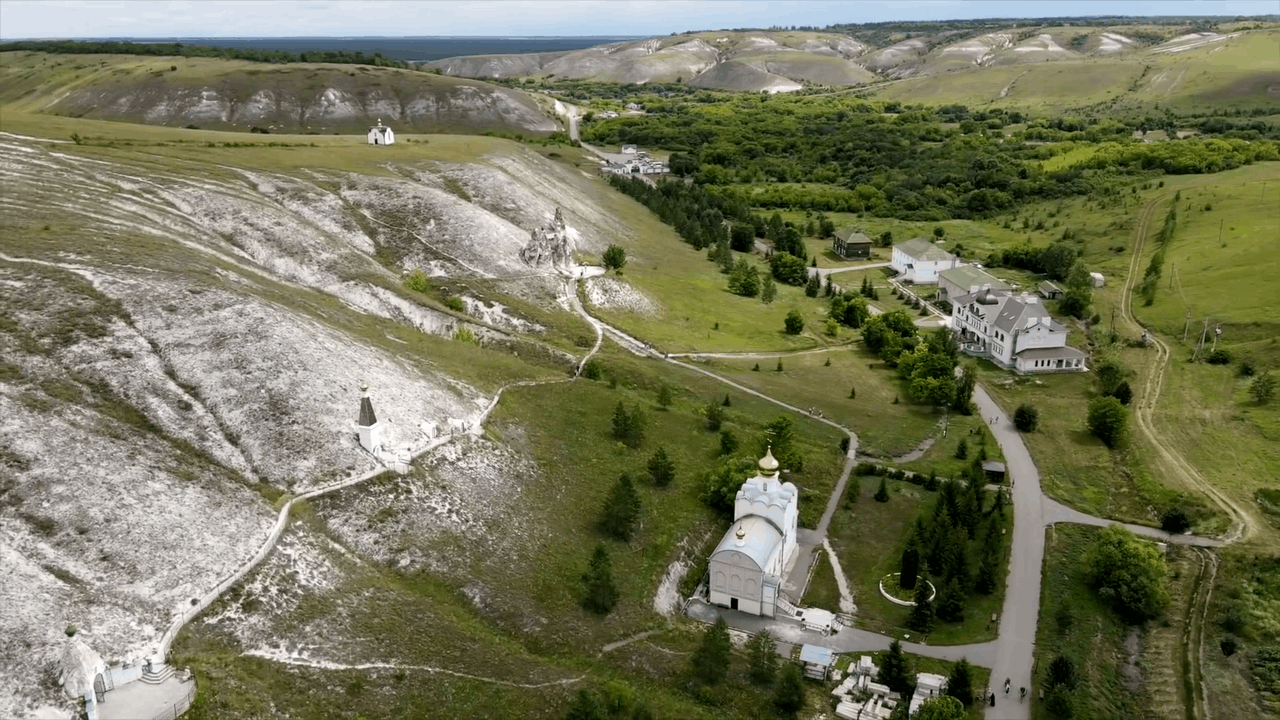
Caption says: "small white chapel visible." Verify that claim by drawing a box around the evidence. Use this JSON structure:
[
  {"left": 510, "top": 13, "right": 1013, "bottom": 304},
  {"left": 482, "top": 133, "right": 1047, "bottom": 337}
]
[
  {"left": 707, "top": 448, "right": 799, "bottom": 617},
  {"left": 367, "top": 119, "right": 395, "bottom": 145}
]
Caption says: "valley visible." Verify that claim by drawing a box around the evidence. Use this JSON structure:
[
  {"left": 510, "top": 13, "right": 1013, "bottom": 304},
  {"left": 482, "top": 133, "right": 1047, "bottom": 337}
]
[{"left": 1, "top": 12, "right": 1278, "bottom": 720}]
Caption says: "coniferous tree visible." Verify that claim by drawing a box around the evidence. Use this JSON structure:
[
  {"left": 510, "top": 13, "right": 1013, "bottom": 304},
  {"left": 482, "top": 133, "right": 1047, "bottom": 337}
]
[
  {"left": 908, "top": 569, "right": 936, "bottom": 633},
  {"left": 777, "top": 357, "right": 785, "bottom": 371},
  {"left": 805, "top": 272, "right": 821, "bottom": 297},
  {"left": 747, "top": 630, "right": 778, "bottom": 685},
  {"left": 647, "top": 447, "right": 675, "bottom": 487},
  {"left": 705, "top": 401, "right": 725, "bottom": 432},
  {"left": 946, "top": 658, "right": 975, "bottom": 706},
  {"left": 690, "top": 617, "right": 732, "bottom": 685},
  {"left": 849, "top": 385, "right": 857, "bottom": 399},
  {"left": 937, "top": 577, "right": 965, "bottom": 623},
  {"left": 874, "top": 477, "right": 890, "bottom": 502},
  {"left": 611, "top": 402, "right": 646, "bottom": 448},
  {"left": 876, "top": 640, "right": 913, "bottom": 695},
  {"left": 900, "top": 534, "right": 920, "bottom": 590},
  {"left": 773, "top": 663, "right": 805, "bottom": 717},
  {"left": 722, "top": 394, "right": 732, "bottom": 407},
  {"left": 976, "top": 551, "right": 999, "bottom": 595},
  {"left": 955, "top": 438, "right": 968, "bottom": 459},
  {"left": 719, "top": 429, "right": 739, "bottom": 456},
  {"left": 599, "top": 473, "right": 642, "bottom": 541},
  {"left": 581, "top": 544, "right": 619, "bottom": 615},
  {"left": 760, "top": 273, "right": 778, "bottom": 304},
  {"left": 656, "top": 385, "right": 673, "bottom": 409}
]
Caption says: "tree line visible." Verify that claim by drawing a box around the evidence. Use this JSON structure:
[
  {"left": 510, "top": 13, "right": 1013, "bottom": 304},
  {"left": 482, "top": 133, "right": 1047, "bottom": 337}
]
[{"left": 2, "top": 40, "right": 418, "bottom": 70}]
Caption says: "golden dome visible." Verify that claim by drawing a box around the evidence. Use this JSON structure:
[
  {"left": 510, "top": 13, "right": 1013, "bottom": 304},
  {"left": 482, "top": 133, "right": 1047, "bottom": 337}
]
[{"left": 758, "top": 447, "right": 779, "bottom": 476}]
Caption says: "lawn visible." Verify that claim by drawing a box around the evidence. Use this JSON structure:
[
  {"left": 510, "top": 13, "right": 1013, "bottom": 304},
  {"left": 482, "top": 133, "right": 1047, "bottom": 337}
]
[
  {"left": 1028, "top": 524, "right": 1213, "bottom": 720},
  {"left": 695, "top": 346, "right": 941, "bottom": 458},
  {"left": 887, "top": 413, "right": 1004, "bottom": 482},
  {"left": 589, "top": 243, "right": 845, "bottom": 354},
  {"left": 820, "top": 475, "right": 1012, "bottom": 645}
]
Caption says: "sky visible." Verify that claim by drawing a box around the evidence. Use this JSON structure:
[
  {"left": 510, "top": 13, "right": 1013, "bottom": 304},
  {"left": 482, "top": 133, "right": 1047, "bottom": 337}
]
[{"left": 1, "top": 0, "right": 1275, "bottom": 39}]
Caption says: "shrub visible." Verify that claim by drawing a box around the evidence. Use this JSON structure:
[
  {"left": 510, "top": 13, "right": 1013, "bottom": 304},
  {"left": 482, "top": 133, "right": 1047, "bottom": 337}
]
[
  {"left": 1161, "top": 506, "right": 1192, "bottom": 533},
  {"left": 1109, "top": 381, "right": 1133, "bottom": 405},
  {"left": 1087, "top": 396, "right": 1128, "bottom": 448},
  {"left": 443, "top": 295, "right": 465, "bottom": 312},
  {"left": 1084, "top": 524, "right": 1171, "bottom": 622},
  {"left": 1250, "top": 371, "right": 1276, "bottom": 404},
  {"left": 1239, "top": 357, "right": 1256, "bottom": 377},
  {"left": 1206, "top": 349, "right": 1232, "bottom": 364},
  {"left": 1013, "top": 404, "right": 1039, "bottom": 432},
  {"left": 581, "top": 359, "right": 602, "bottom": 380},
  {"left": 783, "top": 309, "right": 805, "bottom": 335},
  {"left": 1220, "top": 636, "right": 1238, "bottom": 657},
  {"left": 404, "top": 268, "right": 432, "bottom": 293}
]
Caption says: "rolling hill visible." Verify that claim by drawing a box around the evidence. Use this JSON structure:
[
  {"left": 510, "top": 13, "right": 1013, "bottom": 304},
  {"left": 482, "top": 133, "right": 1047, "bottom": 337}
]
[
  {"left": 0, "top": 51, "right": 560, "bottom": 135},
  {"left": 425, "top": 24, "right": 1279, "bottom": 101}
]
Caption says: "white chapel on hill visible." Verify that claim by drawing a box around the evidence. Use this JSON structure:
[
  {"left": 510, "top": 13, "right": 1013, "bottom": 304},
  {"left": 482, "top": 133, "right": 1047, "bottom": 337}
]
[
  {"left": 367, "top": 119, "right": 395, "bottom": 145},
  {"left": 707, "top": 448, "right": 799, "bottom": 618}
]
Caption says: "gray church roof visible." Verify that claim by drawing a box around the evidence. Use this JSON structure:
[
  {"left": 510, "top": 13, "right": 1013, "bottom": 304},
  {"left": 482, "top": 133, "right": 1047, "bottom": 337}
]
[
  {"left": 358, "top": 396, "right": 378, "bottom": 427},
  {"left": 711, "top": 516, "right": 782, "bottom": 572}
]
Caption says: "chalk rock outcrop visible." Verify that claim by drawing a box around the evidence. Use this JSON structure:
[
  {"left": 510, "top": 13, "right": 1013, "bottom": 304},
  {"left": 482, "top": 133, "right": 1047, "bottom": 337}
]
[{"left": 519, "top": 208, "right": 575, "bottom": 271}]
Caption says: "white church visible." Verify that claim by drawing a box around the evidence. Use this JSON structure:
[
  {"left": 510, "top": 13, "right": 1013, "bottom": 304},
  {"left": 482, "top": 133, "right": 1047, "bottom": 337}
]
[
  {"left": 707, "top": 448, "right": 799, "bottom": 617},
  {"left": 367, "top": 120, "right": 395, "bottom": 145}
]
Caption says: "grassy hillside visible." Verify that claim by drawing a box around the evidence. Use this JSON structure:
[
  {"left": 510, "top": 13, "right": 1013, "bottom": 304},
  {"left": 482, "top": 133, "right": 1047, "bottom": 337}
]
[
  {"left": 866, "top": 29, "right": 1280, "bottom": 114},
  {"left": 0, "top": 51, "right": 560, "bottom": 135}
]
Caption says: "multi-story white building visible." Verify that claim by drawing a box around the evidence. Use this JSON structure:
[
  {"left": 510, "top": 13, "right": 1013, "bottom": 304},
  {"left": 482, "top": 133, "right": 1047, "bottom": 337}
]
[
  {"left": 951, "top": 289, "right": 1087, "bottom": 373},
  {"left": 891, "top": 238, "right": 960, "bottom": 284}
]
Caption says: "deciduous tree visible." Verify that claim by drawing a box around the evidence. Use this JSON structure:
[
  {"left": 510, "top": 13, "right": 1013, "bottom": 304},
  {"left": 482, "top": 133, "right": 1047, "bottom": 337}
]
[
  {"left": 1084, "top": 524, "right": 1171, "bottom": 622},
  {"left": 1087, "top": 396, "right": 1127, "bottom": 448}
]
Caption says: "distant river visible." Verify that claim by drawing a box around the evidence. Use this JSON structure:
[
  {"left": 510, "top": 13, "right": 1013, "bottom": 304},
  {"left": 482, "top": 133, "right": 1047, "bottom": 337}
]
[{"left": 86, "top": 36, "right": 640, "bottom": 61}]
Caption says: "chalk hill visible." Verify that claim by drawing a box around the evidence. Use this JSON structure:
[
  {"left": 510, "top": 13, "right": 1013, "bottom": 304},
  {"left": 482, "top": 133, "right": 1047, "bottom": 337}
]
[
  {"left": 0, "top": 52, "right": 559, "bottom": 135},
  {"left": 426, "top": 25, "right": 1278, "bottom": 98}
]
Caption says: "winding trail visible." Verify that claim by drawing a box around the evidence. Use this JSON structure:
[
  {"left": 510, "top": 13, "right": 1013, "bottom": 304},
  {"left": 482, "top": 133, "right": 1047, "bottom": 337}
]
[
  {"left": 241, "top": 651, "right": 586, "bottom": 689},
  {"left": 1118, "top": 197, "right": 1254, "bottom": 544}
]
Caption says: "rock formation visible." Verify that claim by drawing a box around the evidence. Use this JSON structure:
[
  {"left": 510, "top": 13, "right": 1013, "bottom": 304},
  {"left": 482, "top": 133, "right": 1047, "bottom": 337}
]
[{"left": 519, "top": 208, "right": 575, "bottom": 271}]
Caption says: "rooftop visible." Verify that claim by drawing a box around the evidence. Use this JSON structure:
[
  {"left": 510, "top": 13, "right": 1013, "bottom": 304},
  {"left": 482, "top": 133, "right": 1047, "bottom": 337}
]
[
  {"left": 836, "top": 227, "right": 871, "bottom": 244},
  {"left": 895, "top": 237, "right": 956, "bottom": 263},
  {"left": 710, "top": 515, "right": 782, "bottom": 572},
  {"left": 940, "top": 265, "right": 1010, "bottom": 291}
]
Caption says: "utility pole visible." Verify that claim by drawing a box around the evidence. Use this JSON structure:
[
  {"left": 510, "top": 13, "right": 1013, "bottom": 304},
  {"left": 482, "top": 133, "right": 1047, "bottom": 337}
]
[
  {"left": 1194, "top": 318, "right": 1209, "bottom": 361},
  {"left": 1212, "top": 324, "right": 1222, "bottom": 353},
  {"left": 1169, "top": 262, "right": 1174, "bottom": 289},
  {"left": 1218, "top": 219, "right": 1225, "bottom": 248},
  {"left": 1183, "top": 310, "right": 1192, "bottom": 342}
]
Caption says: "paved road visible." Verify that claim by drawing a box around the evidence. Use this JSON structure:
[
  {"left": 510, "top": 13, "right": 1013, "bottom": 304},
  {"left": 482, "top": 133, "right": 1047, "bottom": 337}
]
[
  {"left": 972, "top": 386, "right": 1045, "bottom": 720},
  {"left": 688, "top": 600, "right": 998, "bottom": 667}
]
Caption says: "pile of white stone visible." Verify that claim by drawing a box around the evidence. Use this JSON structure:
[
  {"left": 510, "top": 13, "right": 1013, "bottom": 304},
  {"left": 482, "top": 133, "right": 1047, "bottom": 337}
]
[
  {"left": 833, "top": 656, "right": 899, "bottom": 720},
  {"left": 833, "top": 657, "right": 949, "bottom": 720}
]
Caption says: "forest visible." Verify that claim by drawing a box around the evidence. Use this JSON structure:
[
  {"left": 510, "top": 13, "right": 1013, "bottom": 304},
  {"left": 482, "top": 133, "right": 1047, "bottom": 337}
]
[
  {"left": 0, "top": 40, "right": 419, "bottom": 70},
  {"left": 584, "top": 95, "right": 1278, "bottom": 220}
]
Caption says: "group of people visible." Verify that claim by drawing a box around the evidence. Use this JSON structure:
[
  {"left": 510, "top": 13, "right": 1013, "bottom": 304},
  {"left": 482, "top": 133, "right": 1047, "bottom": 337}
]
[{"left": 982, "top": 678, "right": 1027, "bottom": 706}]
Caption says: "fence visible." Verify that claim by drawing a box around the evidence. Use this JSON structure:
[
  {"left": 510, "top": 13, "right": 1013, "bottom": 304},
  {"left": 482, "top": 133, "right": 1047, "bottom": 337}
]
[{"left": 147, "top": 678, "right": 195, "bottom": 720}]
